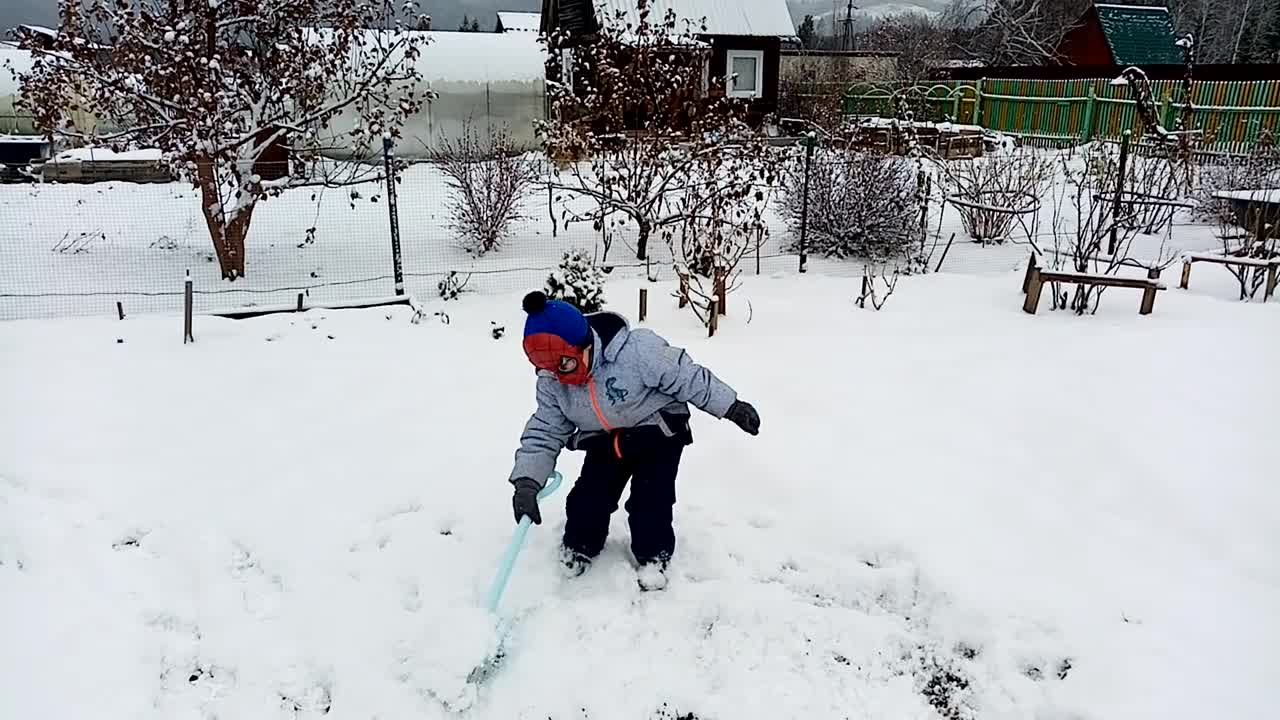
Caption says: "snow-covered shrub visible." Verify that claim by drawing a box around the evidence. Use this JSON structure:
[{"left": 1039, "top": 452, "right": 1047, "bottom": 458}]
[
  {"left": 1046, "top": 153, "right": 1178, "bottom": 315},
  {"left": 1194, "top": 131, "right": 1280, "bottom": 225},
  {"left": 782, "top": 148, "right": 919, "bottom": 261},
  {"left": 432, "top": 120, "right": 542, "bottom": 256},
  {"left": 941, "top": 149, "right": 1052, "bottom": 243},
  {"left": 1084, "top": 143, "right": 1186, "bottom": 236},
  {"left": 669, "top": 142, "right": 779, "bottom": 325},
  {"left": 545, "top": 250, "right": 606, "bottom": 313},
  {"left": 437, "top": 271, "right": 470, "bottom": 301}
]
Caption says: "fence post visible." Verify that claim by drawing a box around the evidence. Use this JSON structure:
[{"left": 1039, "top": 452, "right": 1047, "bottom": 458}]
[
  {"left": 382, "top": 136, "right": 405, "bottom": 296},
  {"left": 183, "top": 269, "right": 194, "bottom": 344},
  {"left": 1160, "top": 91, "right": 1174, "bottom": 131},
  {"left": 1082, "top": 87, "right": 1097, "bottom": 142},
  {"left": 798, "top": 133, "right": 816, "bottom": 274},
  {"left": 972, "top": 78, "right": 984, "bottom": 127},
  {"left": 1109, "top": 130, "right": 1132, "bottom": 256}
]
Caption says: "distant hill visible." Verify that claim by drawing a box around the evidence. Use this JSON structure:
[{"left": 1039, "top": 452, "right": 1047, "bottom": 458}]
[{"left": 787, "top": 0, "right": 945, "bottom": 33}]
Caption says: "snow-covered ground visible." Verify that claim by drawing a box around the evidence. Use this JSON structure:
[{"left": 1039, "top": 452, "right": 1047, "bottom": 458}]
[
  {"left": 0, "top": 147, "right": 1235, "bottom": 321},
  {"left": 3, "top": 264, "right": 1277, "bottom": 719}
]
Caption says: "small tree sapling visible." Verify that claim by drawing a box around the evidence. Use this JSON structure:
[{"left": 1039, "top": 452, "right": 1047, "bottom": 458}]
[{"left": 545, "top": 249, "right": 606, "bottom": 312}]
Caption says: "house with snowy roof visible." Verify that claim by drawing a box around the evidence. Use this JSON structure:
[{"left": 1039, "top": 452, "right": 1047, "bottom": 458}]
[
  {"left": 1052, "top": 3, "right": 1182, "bottom": 67},
  {"left": 539, "top": 0, "right": 798, "bottom": 122},
  {"left": 495, "top": 11, "right": 542, "bottom": 33}
]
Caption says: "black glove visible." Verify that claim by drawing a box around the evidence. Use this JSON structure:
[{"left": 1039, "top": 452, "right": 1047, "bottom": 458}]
[
  {"left": 725, "top": 400, "right": 760, "bottom": 436},
  {"left": 512, "top": 477, "right": 542, "bottom": 524}
]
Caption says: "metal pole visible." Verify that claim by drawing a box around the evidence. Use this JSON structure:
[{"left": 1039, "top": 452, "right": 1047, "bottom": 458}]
[
  {"left": 382, "top": 136, "right": 405, "bottom": 296},
  {"left": 1109, "top": 130, "right": 1131, "bottom": 256},
  {"left": 799, "top": 135, "right": 814, "bottom": 274},
  {"left": 183, "top": 269, "right": 193, "bottom": 344}
]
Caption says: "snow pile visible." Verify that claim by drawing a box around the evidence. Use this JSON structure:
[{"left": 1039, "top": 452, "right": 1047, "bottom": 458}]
[{"left": 2, "top": 270, "right": 1276, "bottom": 719}]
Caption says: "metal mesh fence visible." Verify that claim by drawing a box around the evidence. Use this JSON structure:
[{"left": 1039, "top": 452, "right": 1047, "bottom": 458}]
[{"left": 0, "top": 142, "right": 1231, "bottom": 322}]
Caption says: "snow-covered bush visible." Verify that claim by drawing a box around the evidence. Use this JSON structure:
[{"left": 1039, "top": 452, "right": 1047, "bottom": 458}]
[
  {"left": 941, "top": 149, "right": 1052, "bottom": 243},
  {"left": 432, "top": 120, "right": 542, "bottom": 256},
  {"left": 437, "top": 271, "right": 470, "bottom": 301},
  {"left": 782, "top": 148, "right": 919, "bottom": 261},
  {"left": 671, "top": 145, "right": 778, "bottom": 325},
  {"left": 545, "top": 250, "right": 606, "bottom": 313},
  {"left": 1194, "top": 131, "right": 1280, "bottom": 225}
]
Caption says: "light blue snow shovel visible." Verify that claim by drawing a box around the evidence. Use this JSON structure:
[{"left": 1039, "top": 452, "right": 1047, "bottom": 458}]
[{"left": 463, "top": 470, "right": 564, "bottom": 685}]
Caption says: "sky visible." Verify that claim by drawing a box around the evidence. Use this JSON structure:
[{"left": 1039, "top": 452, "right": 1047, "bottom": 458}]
[
  {"left": 0, "top": 0, "right": 544, "bottom": 36},
  {"left": 0, "top": 0, "right": 949, "bottom": 38}
]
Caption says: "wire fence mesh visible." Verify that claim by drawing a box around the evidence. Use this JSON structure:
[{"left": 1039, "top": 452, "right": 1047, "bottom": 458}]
[{"left": 0, "top": 141, "right": 1233, "bottom": 322}]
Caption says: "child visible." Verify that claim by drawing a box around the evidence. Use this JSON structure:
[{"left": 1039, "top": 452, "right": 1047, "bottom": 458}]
[{"left": 508, "top": 291, "right": 760, "bottom": 591}]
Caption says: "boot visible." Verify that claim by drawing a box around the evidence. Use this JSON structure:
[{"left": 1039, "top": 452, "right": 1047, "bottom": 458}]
[
  {"left": 636, "top": 559, "right": 668, "bottom": 591},
  {"left": 559, "top": 544, "right": 591, "bottom": 578}
]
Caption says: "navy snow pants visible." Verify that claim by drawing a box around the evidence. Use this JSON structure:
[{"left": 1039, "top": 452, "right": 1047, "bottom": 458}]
[{"left": 561, "top": 421, "right": 689, "bottom": 565}]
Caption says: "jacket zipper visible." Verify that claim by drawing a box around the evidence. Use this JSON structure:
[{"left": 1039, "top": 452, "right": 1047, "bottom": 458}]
[{"left": 586, "top": 376, "right": 623, "bottom": 459}]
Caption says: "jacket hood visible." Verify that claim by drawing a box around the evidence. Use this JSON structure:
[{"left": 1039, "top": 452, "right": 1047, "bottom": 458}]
[{"left": 586, "top": 311, "right": 631, "bottom": 366}]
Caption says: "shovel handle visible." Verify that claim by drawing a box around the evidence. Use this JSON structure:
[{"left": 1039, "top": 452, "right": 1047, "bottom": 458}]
[{"left": 484, "top": 471, "right": 564, "bottom": 612}]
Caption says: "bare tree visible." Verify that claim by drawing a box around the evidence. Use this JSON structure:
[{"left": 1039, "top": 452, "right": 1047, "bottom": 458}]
[
  {"left": 950, "top": 0, "right": 1090, "bottom": 65},
  {"left": 538, "top": 0, "right": 769, "bottom": 262},
  {"left": 17, "top": 0, "right": 427, "bottom": 280},
  {"left": 429, "top": 118, "right": 542, "bottom": 256}
]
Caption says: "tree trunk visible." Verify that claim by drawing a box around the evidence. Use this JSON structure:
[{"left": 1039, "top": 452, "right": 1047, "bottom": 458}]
[
  {"left": 195, "top": 160, "right": 255, "bottom": 280},
  {"left": 635, "top": 217, "right": 651, "bottom": 261}
]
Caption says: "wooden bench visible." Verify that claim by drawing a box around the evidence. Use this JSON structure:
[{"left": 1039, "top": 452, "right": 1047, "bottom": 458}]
[
  {"left": 1021, "top": 253, "right": 1165, "bottom": 315},
  {"left": 1179, "top": 252, "right": 1279, "bottom": 301}
]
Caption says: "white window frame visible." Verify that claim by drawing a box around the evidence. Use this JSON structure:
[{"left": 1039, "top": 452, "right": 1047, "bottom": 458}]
[{"left": 725, "top": 49, "right": 764, "bottom": 99}]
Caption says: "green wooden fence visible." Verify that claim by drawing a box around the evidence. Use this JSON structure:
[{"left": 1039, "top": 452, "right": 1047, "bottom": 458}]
[{"left": 842, "top": 78, "right": 1280, "bottom": 154}]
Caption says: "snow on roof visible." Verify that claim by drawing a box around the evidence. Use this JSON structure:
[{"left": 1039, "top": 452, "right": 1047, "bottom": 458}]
[
  {"left": 0, "top": 44, "right": 34, "bottom": 96},
  {"left": 53, "top": 147, "right": 164, "bottom": 163},
  {"left": 355, "top": 29, "right": 547, "bottom": 85},
  {"left": 594, "top": 0, "right": 797, "bottom": 38},
  {"left": 496, "top": 11, "right": 541, "bottom": 32}
]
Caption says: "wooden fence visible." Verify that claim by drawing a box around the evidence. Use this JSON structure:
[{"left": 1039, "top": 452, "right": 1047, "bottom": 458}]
[{"left": 842, "top": 78, "right": 1280, "bottom": 155}]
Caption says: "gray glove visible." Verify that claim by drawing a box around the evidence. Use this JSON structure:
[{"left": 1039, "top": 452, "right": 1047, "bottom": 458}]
[{"left": 511, "top": 477, "right": 542, "bottom": 524}]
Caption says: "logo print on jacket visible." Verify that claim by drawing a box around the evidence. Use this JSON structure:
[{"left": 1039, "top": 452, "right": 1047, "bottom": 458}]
[{"left": 605, "top": 377, "right": 628, "bottom": 406}]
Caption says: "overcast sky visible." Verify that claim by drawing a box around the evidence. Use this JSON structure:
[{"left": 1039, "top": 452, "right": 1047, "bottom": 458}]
[
  {"left": 0, "top": 0, "right": 543, "bottom": 36},
  {"left": 2, "top": 0, "right": 947, "bottom": 39}
]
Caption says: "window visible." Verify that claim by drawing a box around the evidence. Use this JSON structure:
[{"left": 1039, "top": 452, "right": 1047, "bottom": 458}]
[{"left": 726, "top": 49, "right": 764, "bottom": 99}]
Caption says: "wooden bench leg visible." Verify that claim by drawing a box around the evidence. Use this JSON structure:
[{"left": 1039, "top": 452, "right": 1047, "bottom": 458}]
[
  {"left": 1140, "top": 287, "right": 1157, "bottom": 314},
  {"left": 1141, "top": 267, "right": 1160, "bottom": 315},
  {"left": 1023, "top": 269, "right": 1044, "bottom": 314},
  {"left": 1021, "top": 251, "right": 1038, "bottom": 294},
  {"left": 1179, "top": 260, "right": 1191, "bottom": 289},
  {"left": 1267, "top": 265, "right": 1278, "bottom": 301}
]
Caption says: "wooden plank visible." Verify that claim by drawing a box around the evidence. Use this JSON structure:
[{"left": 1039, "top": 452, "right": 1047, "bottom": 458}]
[
  {"left": 1180, "top": 260, "right": 1192, "bottom": 289},
  {"left": 1183, "top": 252, "right": 1280, "bottom": 268},
  {"left": 1034, "top": 270, "right": 1165, "bottom": 290},
  {"left": 1023, "top": 269, "right": 1043, "bottom": 314}
]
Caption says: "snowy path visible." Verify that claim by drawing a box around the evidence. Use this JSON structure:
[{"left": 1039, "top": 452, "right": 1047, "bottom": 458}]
[{"left": 2, "top": 271, "right": 1277, "bottom": 719}]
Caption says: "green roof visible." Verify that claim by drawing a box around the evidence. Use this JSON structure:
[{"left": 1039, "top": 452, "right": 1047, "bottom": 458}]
[{"left": 1095, "top": 3, "right": 1182, "bottom": 65}]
